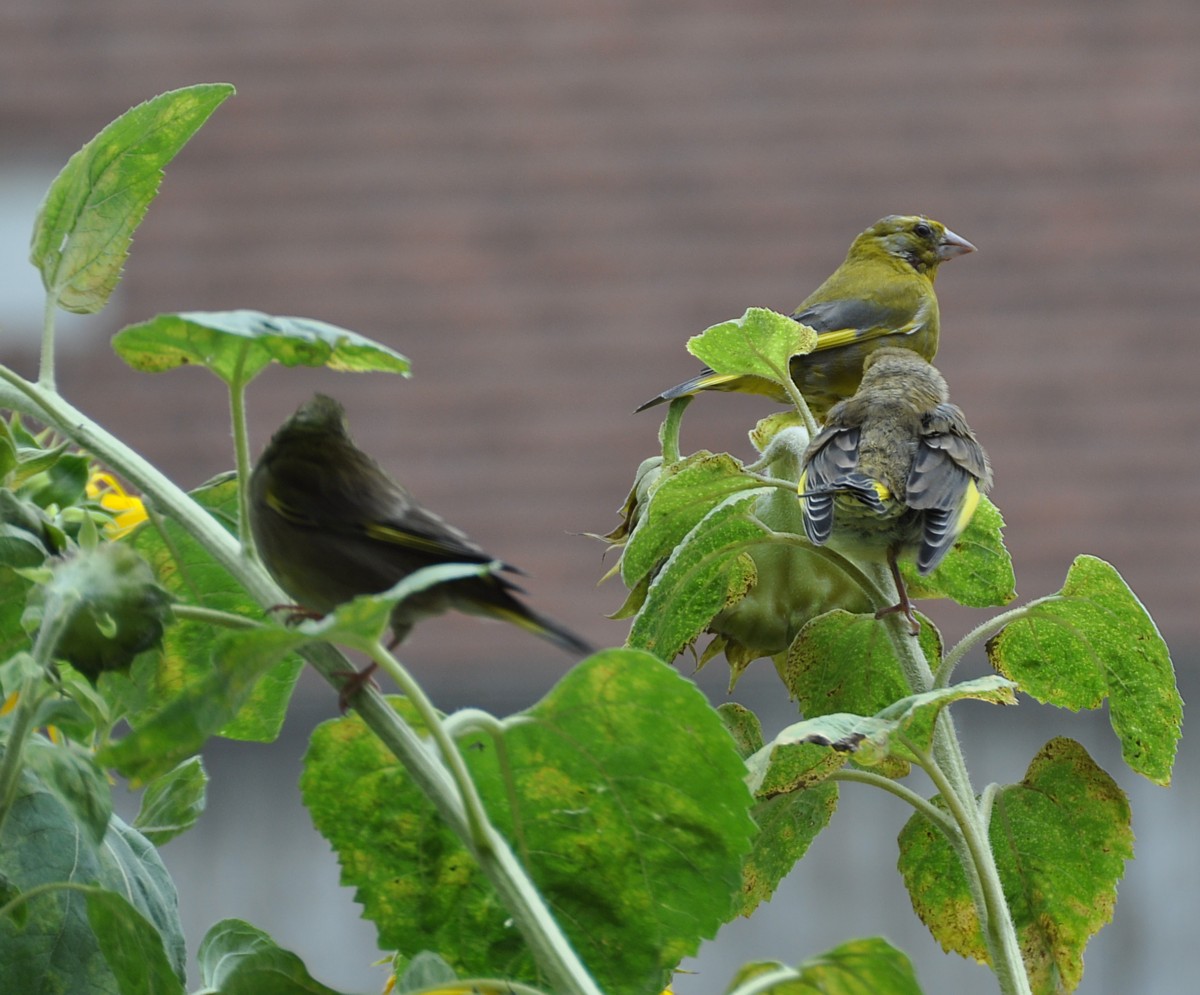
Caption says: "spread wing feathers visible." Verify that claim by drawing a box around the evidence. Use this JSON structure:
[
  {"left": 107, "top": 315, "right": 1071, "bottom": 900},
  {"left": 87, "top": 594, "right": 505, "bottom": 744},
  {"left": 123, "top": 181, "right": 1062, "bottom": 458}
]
[{"left": 906, "top": 403, "right": 990, "bottom": 572}]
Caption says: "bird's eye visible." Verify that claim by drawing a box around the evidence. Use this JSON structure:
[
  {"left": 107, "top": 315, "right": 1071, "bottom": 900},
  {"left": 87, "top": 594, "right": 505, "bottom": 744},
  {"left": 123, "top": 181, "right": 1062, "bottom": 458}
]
[{"left": 913, "top": 222, "right": 933, "bottom": 239}]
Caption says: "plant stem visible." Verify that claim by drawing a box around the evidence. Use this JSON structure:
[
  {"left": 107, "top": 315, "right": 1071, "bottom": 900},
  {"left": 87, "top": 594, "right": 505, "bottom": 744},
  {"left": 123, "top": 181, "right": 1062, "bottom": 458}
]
[
  {"left": 830, "top": 768, "right": 959, "bottom": 837},
  {"left": 227, "top": 371, "right": 257, "bottom": 558},
  {"left": 936, "top": 601, "right": 1046, "bottom": 687},
  {"left": 304, "top": 643, "right": 600, "bottom": 995},
  {"left": 39, "top": 295, "right": 57, "bottom": 390},
  {"left": 0, "top": 371, "right": 602, "bottom": 995},
  {"left": 659, "top": 396, "right": 691, "bottom": 464},
  {"left": 0, "top": 675, "right": 48, "bottom": 841},
  {"left": 873, "top": 569, "right": 1032, "bottom": 995}
]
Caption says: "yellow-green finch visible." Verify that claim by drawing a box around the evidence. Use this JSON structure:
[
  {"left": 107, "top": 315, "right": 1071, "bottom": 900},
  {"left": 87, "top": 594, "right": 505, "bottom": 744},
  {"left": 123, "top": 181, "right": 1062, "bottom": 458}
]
[
  {"left": 797, "top": 348, "right": 991, "bottom": 634},
  {"left": 249, "top": 394, "right": 592, "bottom": 656},
  {"left": 638, "top": 215, "right": 975, "bottom": 418}
]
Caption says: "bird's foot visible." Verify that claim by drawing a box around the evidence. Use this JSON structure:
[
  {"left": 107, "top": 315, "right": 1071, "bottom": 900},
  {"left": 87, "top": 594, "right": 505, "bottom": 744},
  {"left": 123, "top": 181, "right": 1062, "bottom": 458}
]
[{"left": 335, "top": 662, "right": 380, "bottom": 712}]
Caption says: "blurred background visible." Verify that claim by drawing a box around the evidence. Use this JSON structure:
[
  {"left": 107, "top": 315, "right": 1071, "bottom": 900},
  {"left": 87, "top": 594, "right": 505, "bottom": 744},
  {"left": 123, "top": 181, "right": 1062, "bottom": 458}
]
[{"left": 2, "top": 1, "right": 1197, "bottom": 992}]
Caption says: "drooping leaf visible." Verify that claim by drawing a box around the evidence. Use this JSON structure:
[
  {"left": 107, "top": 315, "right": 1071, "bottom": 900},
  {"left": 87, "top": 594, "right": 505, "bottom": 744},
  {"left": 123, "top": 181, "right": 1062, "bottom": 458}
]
[
  {"left": 197, "top": 919, "right": 350, "bottom": 995},
  {"left": 133, "top": 757, "right": 208, "bottom": 845},
  {"left": 620, "top": 452, "right": 760, "bottom": 587},
  {"left": 726, "top": 938, "right": 925, "bottom": 994},
  {"left": 30, "top": 84, "right": 234, "bottom": 314},
  {"left": 85, "top": 888, "right": 186, "bottom": 995},
  {"left": 21, "top": 736, "right": 112, "bottom": 845},
  {"left": 745, "top": 675, "right": 1017, "bottom": 790},
  {"left": 113, "top": 310, "right": 410, "bottom": 387},
  {"left": 301, "top": 650, "right": 756, "bottom": 994},
  {"left": 987, "top": 555, "right": 1180, "bottom": 785},
  {"left": 0, "top": 774, "right": 185, "bottom": 993},
  {"left": 898, "top": 738, "right": 1133, "bottom": 993},
  {"left": 628, "top": 492, "right": 766, "bottom": 662}
]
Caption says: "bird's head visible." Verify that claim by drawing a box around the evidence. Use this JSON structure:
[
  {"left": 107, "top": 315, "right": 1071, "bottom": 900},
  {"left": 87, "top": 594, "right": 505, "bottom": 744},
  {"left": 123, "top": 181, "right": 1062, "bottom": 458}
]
[{"left": 859, "top": 215, "right": 976, "bottom": 276}]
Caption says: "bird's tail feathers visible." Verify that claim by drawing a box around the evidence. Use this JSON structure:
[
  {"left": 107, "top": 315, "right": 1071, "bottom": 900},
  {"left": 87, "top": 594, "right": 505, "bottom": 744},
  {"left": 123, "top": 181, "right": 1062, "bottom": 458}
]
[
  {"left": 797, "top": 473, "right": 891, "bottom": 513},
  {"left": 634, "top": 369, "right": 742, "bottom": 412},
  {"left": 489, "top": 603, "right": 594, "bottom": 657}
]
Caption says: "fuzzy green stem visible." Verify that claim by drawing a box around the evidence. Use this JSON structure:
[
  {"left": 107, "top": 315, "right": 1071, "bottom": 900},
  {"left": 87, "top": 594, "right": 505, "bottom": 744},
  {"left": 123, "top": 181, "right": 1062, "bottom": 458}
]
[
  {"left": 830, "top": 768, "right": 959, "bottom": 837},
  {"left": 870, "top": 565, "right": 1030, "bottom": 995},
  {"left": 908, "top": 737, "right": 1030, "bottom": 995},
  {"left": 227, "top": 368, "right": 257, "bottom": 558},
  {"left": 38, "top": 295, "right": 57, "bottom": 390},
  {"left": 781, "top": 373, "right": 819, "bottom": 438},
  {"left": 936, "top": 600, "right": 1049, "bottom": 688},
  {"left": 0, "top": 675, "right": 51, "bottom": 841},
  {"left": 0, "top": 371, "right": 601, "bottom": 995},
  {"left": 365, "top": 641, "right": 494, "bottom": 851},
  {"left": 658, "top": 395, "right": 691, "bottom": 465}
]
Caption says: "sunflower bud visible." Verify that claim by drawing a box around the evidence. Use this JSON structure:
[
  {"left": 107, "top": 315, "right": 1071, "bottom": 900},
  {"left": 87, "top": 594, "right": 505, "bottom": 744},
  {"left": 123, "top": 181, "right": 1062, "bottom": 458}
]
[{"left": 25, "top": 544, "right": 173, "bottom": 682}]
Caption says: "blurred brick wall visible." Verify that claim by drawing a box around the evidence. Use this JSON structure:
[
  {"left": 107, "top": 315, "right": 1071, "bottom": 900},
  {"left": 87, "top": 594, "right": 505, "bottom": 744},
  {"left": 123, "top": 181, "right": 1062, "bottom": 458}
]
[{"left": 3, "top": 0, "right": 1198, "bottom": 674}]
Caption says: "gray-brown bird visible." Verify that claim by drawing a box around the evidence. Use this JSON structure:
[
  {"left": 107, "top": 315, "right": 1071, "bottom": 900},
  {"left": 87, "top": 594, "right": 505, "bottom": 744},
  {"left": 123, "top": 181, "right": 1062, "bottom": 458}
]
[
  {"left": 248, "top": 394, "right": 591, "bottom": 657},
  {"left": 797, "top": 348, "right": 991, "bottom": 634}
]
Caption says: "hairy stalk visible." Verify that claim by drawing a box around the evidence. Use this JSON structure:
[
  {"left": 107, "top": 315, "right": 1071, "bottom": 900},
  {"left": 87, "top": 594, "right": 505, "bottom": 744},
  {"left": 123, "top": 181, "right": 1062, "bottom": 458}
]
[
  {"left": 830, "top": 768, "right": 959, "bottom": 837},
  {"left": 0, "top": 372, "right": 602, "bottom": 995}
]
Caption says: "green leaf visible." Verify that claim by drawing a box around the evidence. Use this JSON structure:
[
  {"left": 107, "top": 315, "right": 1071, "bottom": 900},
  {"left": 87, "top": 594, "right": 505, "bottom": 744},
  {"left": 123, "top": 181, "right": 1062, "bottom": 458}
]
[
  {"left": 197, "top": 919, "right": 350, "bottom": 995},
  {"left": 898, "top": 738, "right": 1132, "bottom": 993},
  {"left": 781, "top": 610, "right": 943, "bottom": 778},
  {"left": 112, "top": 310, "right": 411, "bottom": 387},
  {"left": 133, "top": 757, "right": 208, "bottom": 845},
  {"left": 85, "top": 888, "right": 186, "bottom": 995},
  {"left": 0, "top": 523, "right": 49, "bottom": 568},
  {"left": 986, "top": 554, "right": 1180, "bottom": 785},
  {"left": 394, "top": 951, "right": 458, "bottom": 992},
  {"left": 740, "top": 775, "right": 839, "bottom": 918},
  {"left": 628, "top": 492, "right": 766, "bottom": 662},
  {"left": 21, "top": 736, "right": 113, "bottom": 845},
  {"left": 903, "top": 496, "right": 1015, "bottom": 608},
  {"left": 30, "top": 84, "right": 235, "bottom": 314},
  {"left": 686, "top": 307, "right": 819, "bottom": 386},
  {"left": 726, "top": 938, "right": 925, "bottom": 994},
  {"left": 301, "top": 649, "right": 756, "bottom": 994},
  {"left": 717, "top": 702, "right": 764, "bottom": 758},
  {"left": 620, "top": 452, "right": 760, "bottom": 587},
  {"left": 745, "top": 675, "right": 1017, "bottom": 787},
  {"left": 21, "top": 453, "right": 91, "bottom": 511},
  {"left": 0, "top": 776, "right": 186, "bottom": 993},
  {"left": 99, "top": 625, "right": 306, "bottom": 785},
  {"left": 129, "top": 474, "right": 302, "bottom": 744}
]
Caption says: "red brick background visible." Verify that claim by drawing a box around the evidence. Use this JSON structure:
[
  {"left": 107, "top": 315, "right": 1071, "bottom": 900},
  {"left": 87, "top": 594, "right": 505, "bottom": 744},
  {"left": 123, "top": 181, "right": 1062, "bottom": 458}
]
[{"left": 2, "top": 3, "right": 1196, "bottom": 992}]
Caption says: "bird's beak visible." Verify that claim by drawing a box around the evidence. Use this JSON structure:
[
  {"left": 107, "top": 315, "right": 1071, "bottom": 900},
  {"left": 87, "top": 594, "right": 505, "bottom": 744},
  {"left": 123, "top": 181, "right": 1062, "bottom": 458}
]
[{"left": 937, "top": 227, "right": 977, "bottom": 260}]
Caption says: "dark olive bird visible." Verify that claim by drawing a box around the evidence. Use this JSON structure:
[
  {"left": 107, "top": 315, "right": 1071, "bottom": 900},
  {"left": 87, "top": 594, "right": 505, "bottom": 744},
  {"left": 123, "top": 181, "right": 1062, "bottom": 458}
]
[
  {"left": 637, "top": 215, "right": 975, "bottom": 418},
  {"left": 248, "top": 394, "right": 592, "bottom": 657},
  {"left": 796, "top": 348, "right": 991, "bottom": 634}
]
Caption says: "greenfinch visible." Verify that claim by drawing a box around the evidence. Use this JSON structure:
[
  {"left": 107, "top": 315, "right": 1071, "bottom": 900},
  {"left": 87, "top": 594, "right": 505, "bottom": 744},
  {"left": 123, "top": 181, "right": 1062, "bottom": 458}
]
[
  {"left": 797, "top": 348, "right": 991, "bottom": 634},
  {"left": 248, "top": 394, "right": 591, "bottom": 656},
  {"left": 637, "top": 215, "right": 975, "bottom": 418}
]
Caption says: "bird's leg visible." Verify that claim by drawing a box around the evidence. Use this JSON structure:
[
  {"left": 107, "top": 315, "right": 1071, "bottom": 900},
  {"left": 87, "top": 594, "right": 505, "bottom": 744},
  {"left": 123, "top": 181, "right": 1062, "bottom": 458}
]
[
  {"left": 267, "top": 603, "right": 324, "bottom": 626},
  {"left": 874, "top": 548, "right": 920, "bottom": 636},
  {"left": 334, "top": 626, "right": 411, "bottom": 711},
  {"left": 336, "top": 663, "right": 379, "bottom": 712}
]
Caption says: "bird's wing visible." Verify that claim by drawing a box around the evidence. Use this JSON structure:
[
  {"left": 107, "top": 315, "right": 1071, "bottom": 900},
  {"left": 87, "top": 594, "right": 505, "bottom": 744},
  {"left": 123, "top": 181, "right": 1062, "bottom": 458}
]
[
  {"left": 793, "top": 295, "right": 934, "bottom": 351},
  {"left": 906, "top": 403, "right": 990, "bottom": 572},
  {"left": 364, "top": 498, "right": 506, "bottom": 569},
  {"left": 798, "top": 422, "right": 863, "bottom": 545}
]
